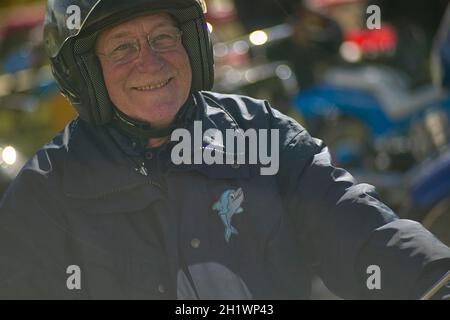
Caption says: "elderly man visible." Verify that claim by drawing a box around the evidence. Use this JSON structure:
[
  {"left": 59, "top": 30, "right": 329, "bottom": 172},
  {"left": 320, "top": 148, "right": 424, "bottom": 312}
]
[{"left": 0, "top": 0, "right": 449, "bottom": 300}]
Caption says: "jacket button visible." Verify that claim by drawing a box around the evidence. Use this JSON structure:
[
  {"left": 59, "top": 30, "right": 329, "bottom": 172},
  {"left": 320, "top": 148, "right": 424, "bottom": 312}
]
[
  {"left": 158, "top": 284, "right": 166, "bottom": 294},
  {"left": 191, "top": 238, "right": 201, "bottom": 249},
  {"left": 231, "top": 163, "right": 240, "bottom": 169}
]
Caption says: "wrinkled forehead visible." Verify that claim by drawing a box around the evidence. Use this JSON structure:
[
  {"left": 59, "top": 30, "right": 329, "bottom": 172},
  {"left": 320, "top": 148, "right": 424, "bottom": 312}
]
[{"left": 97, "top": 12, "right": 178, "bottom": 42}]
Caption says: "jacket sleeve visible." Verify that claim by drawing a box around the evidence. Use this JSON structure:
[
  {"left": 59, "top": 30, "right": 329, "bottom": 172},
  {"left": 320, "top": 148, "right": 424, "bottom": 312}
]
[
  {"left": 278, "top": 124, "right": 450, "bottom": 299},
  {"left": 0, "top": 154, "right": 80, "bottom": 299}
]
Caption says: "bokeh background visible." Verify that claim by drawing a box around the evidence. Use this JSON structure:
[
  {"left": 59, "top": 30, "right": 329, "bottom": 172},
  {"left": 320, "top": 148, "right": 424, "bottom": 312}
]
[{"left": 0, "top": 0, "right": 449, "bottom": 299}]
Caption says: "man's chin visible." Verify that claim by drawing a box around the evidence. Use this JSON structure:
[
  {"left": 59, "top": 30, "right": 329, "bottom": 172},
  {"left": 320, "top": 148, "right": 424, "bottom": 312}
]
[{"left": 132, "top": 112, "right": 177, "bottom": 129}]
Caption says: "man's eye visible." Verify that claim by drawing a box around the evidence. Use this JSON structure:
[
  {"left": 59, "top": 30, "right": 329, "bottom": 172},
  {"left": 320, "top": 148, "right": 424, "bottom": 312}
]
[
  {"left": 153, "top": 34, "right": 176, "bottom": 46},
  {"left": 154, "top": 33, "right": 172, "bottom": 40},
  {"left": 112, "top": 43, "right": 135, "bottom": 53}
]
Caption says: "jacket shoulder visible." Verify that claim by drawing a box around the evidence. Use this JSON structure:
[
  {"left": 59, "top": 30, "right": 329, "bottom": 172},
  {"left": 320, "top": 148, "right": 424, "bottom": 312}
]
[
  {"left": 199, "top": 91, "right": 322, "bottom": 186},
  {"left": 1, "top": 119, "right": 79, "bottom": 206},
  {"left": 200, "top": 91, "right": 306, "bottom": 135},
  {"left": 199, "top": 91, "right": 320, "bottom": 154}
]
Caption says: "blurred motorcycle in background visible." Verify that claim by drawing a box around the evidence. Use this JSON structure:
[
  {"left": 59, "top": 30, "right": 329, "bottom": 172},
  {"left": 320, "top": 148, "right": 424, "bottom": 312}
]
[
  {"left": 291, "top": 0, "right": 450, "bottom": 173},
  {"left": 293, "top": 65, "right": 450, "bottom": 173},
  {"left": 292, "top": 1, "right": 450, "bottom": 247},
  {"left": 403, "top": 4, "right": 450, "bottom": 247}
]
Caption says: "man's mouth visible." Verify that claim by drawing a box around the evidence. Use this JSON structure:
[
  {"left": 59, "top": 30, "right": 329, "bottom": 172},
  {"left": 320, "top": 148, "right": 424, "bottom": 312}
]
[{"left": 133, "top": 77, "right": 173, "bottom": 91}]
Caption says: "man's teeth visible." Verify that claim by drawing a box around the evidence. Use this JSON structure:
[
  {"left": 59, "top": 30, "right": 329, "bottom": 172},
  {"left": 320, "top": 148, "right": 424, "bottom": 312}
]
[{"left": 135, "top": 79, "right": 171, "bottom": 91}]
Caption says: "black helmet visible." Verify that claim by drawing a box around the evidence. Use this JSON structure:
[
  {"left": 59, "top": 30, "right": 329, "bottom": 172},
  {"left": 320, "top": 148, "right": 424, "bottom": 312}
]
[{"left": 44, "top": 0, "right": 214, "bottom": 125}]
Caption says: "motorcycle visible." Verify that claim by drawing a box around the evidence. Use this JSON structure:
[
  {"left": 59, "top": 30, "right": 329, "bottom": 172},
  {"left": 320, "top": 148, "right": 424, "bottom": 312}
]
[{"left": 293, "top": 64, "right": 450, "bottom": 172}]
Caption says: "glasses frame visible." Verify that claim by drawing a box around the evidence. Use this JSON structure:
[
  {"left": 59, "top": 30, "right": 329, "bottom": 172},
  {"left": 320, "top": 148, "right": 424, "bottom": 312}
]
[{"left": 96, "top": 27, "right": 183, "bottom": 64}]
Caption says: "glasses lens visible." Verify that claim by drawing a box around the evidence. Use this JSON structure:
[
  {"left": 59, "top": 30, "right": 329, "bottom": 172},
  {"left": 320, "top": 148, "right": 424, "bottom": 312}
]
[
  {"left": 150, "top": 28, "right": 181, "bottom": 52},
  {"left": 109, "top": 41, "right": 139, "bottom": 64},
  {"left": 100, "top": 28, "right": 182, "bottom": 64}
]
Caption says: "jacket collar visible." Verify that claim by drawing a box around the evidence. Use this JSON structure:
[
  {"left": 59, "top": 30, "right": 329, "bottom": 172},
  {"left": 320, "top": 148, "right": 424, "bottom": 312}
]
[
  {"left": 169, "top": 92, "right": 253, "bottom": 179},
  {"left": 62, "top": 92, "right": 252, "bottom": 200}
]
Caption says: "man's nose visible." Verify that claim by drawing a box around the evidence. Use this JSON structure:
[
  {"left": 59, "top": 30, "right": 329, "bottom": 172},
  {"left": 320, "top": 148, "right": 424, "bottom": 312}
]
[{"left": 135, "top": 42, "right": 164, "bottom": 72}]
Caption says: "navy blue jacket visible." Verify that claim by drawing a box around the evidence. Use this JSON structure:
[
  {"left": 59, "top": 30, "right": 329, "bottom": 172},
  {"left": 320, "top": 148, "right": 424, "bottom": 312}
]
[{"left": 0, "top": 91, "right": 449, "bottom": 299}]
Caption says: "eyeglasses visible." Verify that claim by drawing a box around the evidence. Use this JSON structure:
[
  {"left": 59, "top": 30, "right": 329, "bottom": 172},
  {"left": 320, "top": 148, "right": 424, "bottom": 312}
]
[{"left": 96, "top": 27, "right": 183, "bottom": 65}]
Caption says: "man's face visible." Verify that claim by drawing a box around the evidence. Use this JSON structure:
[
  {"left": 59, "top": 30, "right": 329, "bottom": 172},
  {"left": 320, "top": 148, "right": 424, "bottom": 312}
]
[{"left": 96, "top": 13, "right": 192, "bottom": 128}]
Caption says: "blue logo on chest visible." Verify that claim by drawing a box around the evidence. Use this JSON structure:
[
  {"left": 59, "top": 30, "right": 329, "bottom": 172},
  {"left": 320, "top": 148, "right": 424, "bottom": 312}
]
[{"left": 212, "top": 188, "right": 244, "bottom": 242}]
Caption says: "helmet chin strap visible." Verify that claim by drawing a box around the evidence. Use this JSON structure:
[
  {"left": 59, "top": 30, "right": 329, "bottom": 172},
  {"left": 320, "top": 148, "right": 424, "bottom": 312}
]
[{"left": 111, "top": 94, "right": 196, "bottom": 145}]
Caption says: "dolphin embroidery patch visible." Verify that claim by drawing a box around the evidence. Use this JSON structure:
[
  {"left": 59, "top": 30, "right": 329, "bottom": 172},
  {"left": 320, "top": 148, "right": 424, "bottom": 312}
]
[{"left": 212, "top": 188, "right": 244, "bottom": 242}]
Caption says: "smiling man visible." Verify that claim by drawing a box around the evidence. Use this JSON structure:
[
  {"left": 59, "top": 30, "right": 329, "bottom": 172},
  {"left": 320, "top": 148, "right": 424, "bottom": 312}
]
[
  {"left": 0, "top": 0, "right": 449, "bottom": 300},
  {"left": 96, "top": 13, "right": 192, "bottom": 136}
]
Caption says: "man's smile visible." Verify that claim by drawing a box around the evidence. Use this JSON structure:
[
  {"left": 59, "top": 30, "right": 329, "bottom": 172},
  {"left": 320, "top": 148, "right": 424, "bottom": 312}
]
[{"left": 132, "top": 77, "right": 174, "bottom": 91}]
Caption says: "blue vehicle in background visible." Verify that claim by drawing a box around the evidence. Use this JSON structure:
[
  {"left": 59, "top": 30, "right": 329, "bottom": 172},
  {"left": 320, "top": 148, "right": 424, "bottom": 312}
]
[
  {"left": 406, "top": 4, "right": 450, "bottom": 246},
  {"left": 407, "top": 147, "right": 450, "bottom": 246},
  {"left": 293, "top": 65, "right": 450, "bottom": 172}
]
